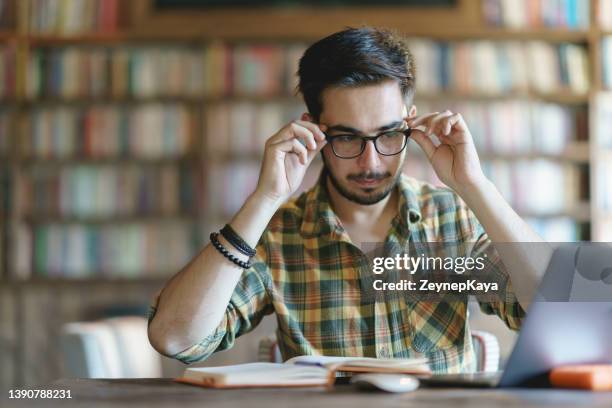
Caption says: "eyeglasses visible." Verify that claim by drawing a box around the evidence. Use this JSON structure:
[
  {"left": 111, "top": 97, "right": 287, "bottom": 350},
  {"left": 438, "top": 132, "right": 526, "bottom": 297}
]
[{"left": 323, "top": 124, "right": 411, "bottom": 159}]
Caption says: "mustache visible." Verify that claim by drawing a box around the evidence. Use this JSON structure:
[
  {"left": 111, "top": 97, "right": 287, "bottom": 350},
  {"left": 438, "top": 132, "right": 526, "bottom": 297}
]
[{"left": 347, "top": 172, "right": 391, "bottom": 181}]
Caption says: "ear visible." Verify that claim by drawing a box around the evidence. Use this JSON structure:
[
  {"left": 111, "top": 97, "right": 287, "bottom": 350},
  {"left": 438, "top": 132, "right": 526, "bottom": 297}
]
[
  {"left": 408, "top": 104, "right": 417, "bottom": 118},
  {"left": 301, "top": 112, "right": 313, "bottom": 122}
]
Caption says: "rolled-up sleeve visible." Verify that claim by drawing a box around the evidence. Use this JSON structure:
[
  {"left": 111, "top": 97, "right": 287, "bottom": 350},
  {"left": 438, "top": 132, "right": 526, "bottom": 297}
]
[
  {"left": 147, "top": 236, "right": 274, "bottom": 364},
  {"left": 459, "top": 203, "right": 526, "bottom": 331}
]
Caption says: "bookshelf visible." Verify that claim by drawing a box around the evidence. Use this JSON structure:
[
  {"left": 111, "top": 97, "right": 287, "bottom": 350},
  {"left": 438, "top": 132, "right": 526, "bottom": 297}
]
[
  {"left": 1, "top": 0, "right": 612, "bottom": 387},
  {"left": 0, "top": 0, "right": 609, "bottom": 273}
]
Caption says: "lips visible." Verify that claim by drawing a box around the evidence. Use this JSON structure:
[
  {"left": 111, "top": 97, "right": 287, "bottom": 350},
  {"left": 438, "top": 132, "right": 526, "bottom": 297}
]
[{"left": 353, "top": 177, "right": 384, "bottom": 187}]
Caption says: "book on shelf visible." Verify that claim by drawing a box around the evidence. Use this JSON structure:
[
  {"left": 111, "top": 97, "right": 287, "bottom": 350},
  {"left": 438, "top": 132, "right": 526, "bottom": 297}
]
[
  {"left": 0, "top": 45, "right": 16, "bottom": 99},
  {"left": 25, "top": 43, "right": 303, "bottom": 99},
  {"left": 13, "top": 220, "right": 201, "bottom": 279},
  {"left": 233, "top": 45, "right": 284, "bottom": 96},
  {"left": 482, "top": 159, "right": 582, "bottom": 215},
  {"left": 23, "top": 39, "right": 590, "bottom": 100},
  {"left": 16, "top": 163, "right": 202, "bottom": 218},
  {"left": 595, "top": 92, "right": 612, "bottom": 148},
  {"left": 0, "top": 109, "right": 13, "bottom": 155},
  {"left": 416, "top": 100, "right": 585, "bottom": 155},
  {"left": 0, "top": 0, "right": 15, "bottom": 30},
  {"left": 524, "top": 217, "right": 580, "bottom": 242},
  {"left": 602, "top": 37, "right": 612, "bottom": 92},
  {"left": 600, "top": 0, "right": 612, "bottom": 29},
  {"left": 25, "top": 0, "right": 119, "bottom": 35},
  {"left": 482, "top": 0, "right": 590, "bottom": 29},
  {"left": 594, "top": 93, "right": 612, "bottom": 218},
  {"left": 596, "top": 161, "right": 612, "bottom": 212},
  {"left": 177, "top": 355, "right": 430, "bottom": 389},
  {"left": 408, "top": 39, "right": 589, "bottom": 95},
  {"left": 21, "top": 104, "right": 196, "bottom": 159},
  {"left": 205, "top": 101, "right": 302, "bottom": 155},
  {"left": 594, "top": 218, "right": 612, "bottom": 242}
]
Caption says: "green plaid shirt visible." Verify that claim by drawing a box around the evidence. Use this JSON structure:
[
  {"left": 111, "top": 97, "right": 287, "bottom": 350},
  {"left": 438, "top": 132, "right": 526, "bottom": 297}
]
[{"left": 149, "top": 172, "right": 525, "bottom": 373}]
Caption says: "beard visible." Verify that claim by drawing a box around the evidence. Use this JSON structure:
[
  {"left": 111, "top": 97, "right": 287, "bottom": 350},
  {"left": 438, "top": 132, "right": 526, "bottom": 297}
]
[{"left": 321, "top": 153, "right": 404, "bottom": 206}]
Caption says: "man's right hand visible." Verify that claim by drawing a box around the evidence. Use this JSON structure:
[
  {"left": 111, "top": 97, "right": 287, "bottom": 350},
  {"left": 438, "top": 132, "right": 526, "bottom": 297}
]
[{"left": 253, "top": 120, "right": 327, "bottom": 206}]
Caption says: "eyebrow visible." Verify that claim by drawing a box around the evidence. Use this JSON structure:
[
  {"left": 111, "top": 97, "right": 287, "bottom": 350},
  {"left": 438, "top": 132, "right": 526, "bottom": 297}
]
[{"left": 326, "top": 120, "right": 404, "bottom": 134}]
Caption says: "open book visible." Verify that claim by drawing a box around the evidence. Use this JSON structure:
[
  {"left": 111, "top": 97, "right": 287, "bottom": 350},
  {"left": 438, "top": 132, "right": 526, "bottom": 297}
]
[{"left": 176, "top": 355, "right": 430, "bottom": 388}]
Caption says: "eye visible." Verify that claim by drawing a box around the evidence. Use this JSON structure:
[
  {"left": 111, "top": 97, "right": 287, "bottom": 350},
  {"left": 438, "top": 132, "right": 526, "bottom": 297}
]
[
  {"left": 380, "top": 131, "right": 404, "bottom": 139},
  {"left": 335, "top": 134, "right": 359, "bottom": 143}
]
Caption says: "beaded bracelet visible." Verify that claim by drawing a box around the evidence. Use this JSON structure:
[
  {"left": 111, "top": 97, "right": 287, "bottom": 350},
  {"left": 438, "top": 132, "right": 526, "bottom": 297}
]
[
  {"left": 220, "top": 224, "right": 257, "bottom": 257},
  {"left": 210, "top": 232, "right": 252, "bottom": 269}
]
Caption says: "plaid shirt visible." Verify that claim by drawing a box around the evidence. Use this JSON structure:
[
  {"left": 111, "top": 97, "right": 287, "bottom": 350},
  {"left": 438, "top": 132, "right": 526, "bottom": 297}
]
[{"left": 149, "top": 172, "right": 525, "bottom": 373}]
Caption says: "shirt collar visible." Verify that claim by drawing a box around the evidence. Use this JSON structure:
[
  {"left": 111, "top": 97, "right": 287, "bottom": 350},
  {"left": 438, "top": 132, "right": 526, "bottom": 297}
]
[{"left": 300, "top": 170, "right": 422, "bottom": 239}]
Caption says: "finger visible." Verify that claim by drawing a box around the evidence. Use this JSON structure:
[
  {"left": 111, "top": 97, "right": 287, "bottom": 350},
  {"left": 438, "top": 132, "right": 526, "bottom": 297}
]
[
  {"left": 267, "top": 121, "right": 316, "bottom": 147},
  {"left": 306, "top": 138, "right": 327, "bottom": 163},
  {"left": 293, "top": 120, "right": 327, "bottom": 142},
  {"left": 443, "top": 114, "right": 461, "bottom": 136},
  {"left": 272, "top": 138, "right": 308, "bottom": 165},
  {"left": 427, "top": 111, "right": 454, "bottom": 136},
  {"left": 405, "top": 112, "right": 441, "bottom": 128},
  {"left": 273, "top": 122, "right": 318, "bottom": 150},
  {"left": 440, "top": 113, "right": 469, "bottom": 141},
  {"left": 409, "top": 129, "right": 436, "bottom": 160},
  {"left": 290, "top": 122, "right": 318, "bottom": 149}
]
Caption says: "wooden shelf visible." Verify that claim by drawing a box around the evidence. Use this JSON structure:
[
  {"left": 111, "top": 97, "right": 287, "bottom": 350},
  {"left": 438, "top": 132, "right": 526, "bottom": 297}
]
[
  {"left": 408, "top": 29, "right": 591, "bottom": 43},
  {"left": 8, "top": 28, "right": 593, "bottom": 44},
  {"left": 0, "top": 31, "right": 17, "bottom": 41},
  {"left": 18, "top": 91, "right": 590, "bottom": 106},
  {"left": 479, "top": 142, "right": 591, "bottom": 163},
  {"left": 21, "top": 213, "right": 200, "bottom": 225},
  {"left": 517, "top": 202, "right": 591, "bottom": 222},
  {"left": 417, "top": 91, "right": 590, "bottom": 104},
  {"left": 17, "top": 156, "right": 200, "bottom": 166},
  {"left": 0, "top": 275, "right": 170, "bottom": 287},
  {"left": 19, "top": 96, "right": 215, "bottom": 105}
]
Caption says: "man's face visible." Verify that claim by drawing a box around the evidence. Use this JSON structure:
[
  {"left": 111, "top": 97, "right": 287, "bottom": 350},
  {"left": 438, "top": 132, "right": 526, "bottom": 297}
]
[{"left": 318, "top": 80, "right": 412, "bottom": 205}]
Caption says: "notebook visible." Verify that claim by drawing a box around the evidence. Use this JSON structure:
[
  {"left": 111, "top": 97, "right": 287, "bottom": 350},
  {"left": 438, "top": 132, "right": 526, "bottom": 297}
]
[{"left": 176, "top": 355, "right": 431, "bottom": 389}]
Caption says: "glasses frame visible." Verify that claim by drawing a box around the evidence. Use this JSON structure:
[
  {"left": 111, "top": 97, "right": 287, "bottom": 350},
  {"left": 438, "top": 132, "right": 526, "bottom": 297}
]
[{"left": 323, "top": 125, "right": 412, "bottom": 159}]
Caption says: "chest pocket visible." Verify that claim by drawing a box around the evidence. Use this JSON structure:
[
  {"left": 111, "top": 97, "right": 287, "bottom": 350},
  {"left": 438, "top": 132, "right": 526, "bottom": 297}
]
[{"left": 407, "top": 300, "right": 467, "bottom": 353}]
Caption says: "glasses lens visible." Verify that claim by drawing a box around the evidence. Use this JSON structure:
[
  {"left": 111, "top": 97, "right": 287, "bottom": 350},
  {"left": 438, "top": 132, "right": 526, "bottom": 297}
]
[
  {"left": 375, "top": 131, "right": 407, "bottom": 155},
  {"left": 331, "top": 135, "right": 363, "bottom": 158}
]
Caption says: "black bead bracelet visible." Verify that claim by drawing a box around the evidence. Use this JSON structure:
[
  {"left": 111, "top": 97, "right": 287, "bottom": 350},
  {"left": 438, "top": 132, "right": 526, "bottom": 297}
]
[
  {"left": 220, "top": 224, "right": 257, "bottom": 257},
  {"left": 210, "top": 232, "right": 252, "bottom": 269}
]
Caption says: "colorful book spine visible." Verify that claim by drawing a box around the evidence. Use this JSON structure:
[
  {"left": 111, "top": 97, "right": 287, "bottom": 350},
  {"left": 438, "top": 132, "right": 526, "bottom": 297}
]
[
  {"left": 603, "top": 37, "right": 612, "bottom": 90},
  {"left": 407, "top": 39, "right": 589, "bottom": 95},
  {"left": 482, "top": 0, "right": 590, "bottom": 29},
  {"left": 18, "top": 163, "right": 202, "bottom": 218},
  {"left": 22, "top": 104, "right": 195, "bottom": 159},
  {"left": 27, "top": 0, "right": 119, "bottom": 35},
  {"left": 600, "top": 0, "right": 612, "bottom": 29},
  {"left": 205, "top": 101, "right": 303, "bottom": 155},
  {"left": 0, "top": 46, "right": 16, "bottom": 99},
  {"left": 22, "top": 221, "right": 200, "bottom": 278}
]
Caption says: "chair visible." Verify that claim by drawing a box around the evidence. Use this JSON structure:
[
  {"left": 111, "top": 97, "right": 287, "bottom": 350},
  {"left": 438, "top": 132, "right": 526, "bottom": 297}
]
[{"left": 60, "top": 316, "right": 162, "bottom": 378}]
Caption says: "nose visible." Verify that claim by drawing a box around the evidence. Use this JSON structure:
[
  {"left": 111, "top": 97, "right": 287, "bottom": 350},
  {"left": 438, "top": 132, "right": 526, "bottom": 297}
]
[{"left": 356, "top": 139, "right": 380, "bottom": 169}]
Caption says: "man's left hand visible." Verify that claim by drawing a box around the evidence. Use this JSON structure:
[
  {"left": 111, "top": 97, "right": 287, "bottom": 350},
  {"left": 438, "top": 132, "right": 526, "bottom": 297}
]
[{"left": 406, "top": 110, "right": 488, "bottom": 194}]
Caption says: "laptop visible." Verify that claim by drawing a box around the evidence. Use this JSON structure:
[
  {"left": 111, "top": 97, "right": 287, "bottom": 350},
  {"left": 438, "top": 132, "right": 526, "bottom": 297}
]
[{"left": 419, "top": 243, "right": 612, "bottom": 388}]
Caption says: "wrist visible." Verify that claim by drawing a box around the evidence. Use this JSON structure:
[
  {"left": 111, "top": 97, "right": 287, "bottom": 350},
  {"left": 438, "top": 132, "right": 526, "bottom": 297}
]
[
  {"left": 248, "top": 190, "right": 286, "bottom": 212},
  {"left": 454, "top": 176, "right": 495, "bottom": 202}
]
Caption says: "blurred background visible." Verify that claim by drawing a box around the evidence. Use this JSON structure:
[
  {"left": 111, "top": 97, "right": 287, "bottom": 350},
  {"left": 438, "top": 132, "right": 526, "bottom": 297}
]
[{"left": 1, "top": 0, "right": 612, "bottom": 388}]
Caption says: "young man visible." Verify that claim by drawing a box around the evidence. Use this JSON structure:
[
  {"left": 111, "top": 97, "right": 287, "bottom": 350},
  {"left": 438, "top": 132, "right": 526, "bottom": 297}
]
[{"left": 148, "top": 27, "right": 550, "bottom": 373}]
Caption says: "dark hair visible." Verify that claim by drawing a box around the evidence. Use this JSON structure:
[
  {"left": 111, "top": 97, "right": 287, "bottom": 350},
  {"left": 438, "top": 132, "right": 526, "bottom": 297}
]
[{"left": 297, "top": 26, "right": 416, "bottom": 122}]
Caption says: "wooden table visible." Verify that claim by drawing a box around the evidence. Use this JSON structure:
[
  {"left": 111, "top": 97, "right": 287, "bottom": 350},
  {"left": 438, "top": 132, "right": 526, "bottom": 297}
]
[{"left": 5, "top": 378, "right": 612, "bottom": 407}]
